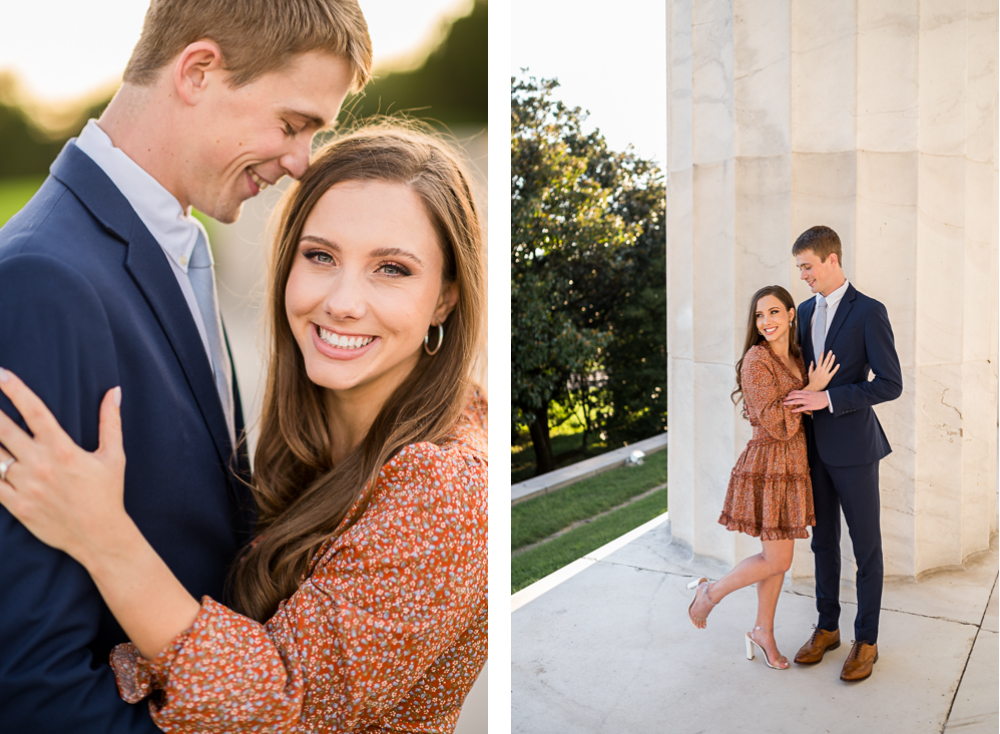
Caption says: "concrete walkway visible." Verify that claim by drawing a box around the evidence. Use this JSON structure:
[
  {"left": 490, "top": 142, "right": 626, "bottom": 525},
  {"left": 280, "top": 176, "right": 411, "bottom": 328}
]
[{"left": 512, "top": 518, "right": 998, "bottom": 733}]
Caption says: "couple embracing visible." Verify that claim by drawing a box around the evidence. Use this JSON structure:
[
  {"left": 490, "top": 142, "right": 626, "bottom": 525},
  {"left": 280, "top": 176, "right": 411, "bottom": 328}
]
[
  {"left": 688, "top": 226, "right": 902, "bottom": 683},
  {"left": 0, "top": 1, "right": 486, "bottom": 732}
]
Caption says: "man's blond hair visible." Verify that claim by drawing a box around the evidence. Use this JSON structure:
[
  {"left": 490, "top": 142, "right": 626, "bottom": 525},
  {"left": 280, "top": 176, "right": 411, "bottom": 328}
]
[{"left": 123, "top": 0, "right": 372, "bottom": 92}]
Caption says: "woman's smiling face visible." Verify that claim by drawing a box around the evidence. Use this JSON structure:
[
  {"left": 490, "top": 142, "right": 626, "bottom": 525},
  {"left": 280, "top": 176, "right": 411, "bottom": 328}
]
[
  {"left": 755, "top": 294, "right": 794, "bottom": 343},
  {"left": 285, "top": 179, "right": 457, "bottom": 399}
]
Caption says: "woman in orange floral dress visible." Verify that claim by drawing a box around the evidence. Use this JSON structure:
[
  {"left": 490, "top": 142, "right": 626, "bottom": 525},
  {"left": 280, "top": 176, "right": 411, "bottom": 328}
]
[
  {"left": 687, "top": 285, "right": 838, "bottom": 670},
  {"left": 0, "top": 126, "right": 486, "bottom": 732}
]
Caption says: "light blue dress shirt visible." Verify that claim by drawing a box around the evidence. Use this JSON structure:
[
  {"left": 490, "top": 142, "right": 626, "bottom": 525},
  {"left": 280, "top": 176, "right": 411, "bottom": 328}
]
[{"left": 810, "top": 279, "right": 850, "bottom": 413}]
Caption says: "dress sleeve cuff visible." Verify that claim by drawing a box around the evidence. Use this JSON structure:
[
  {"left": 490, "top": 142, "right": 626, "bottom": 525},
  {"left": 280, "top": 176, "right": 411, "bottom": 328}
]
[{"left": 109, "top": 596, "right": 215, "bottom": 704}]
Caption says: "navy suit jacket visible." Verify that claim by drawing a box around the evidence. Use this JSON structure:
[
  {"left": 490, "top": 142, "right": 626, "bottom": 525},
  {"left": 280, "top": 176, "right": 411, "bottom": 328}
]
[
  {"left": 0, "top": 142, "right": 255, "bottom": 732},
  {"left": 797, "top": 283, "right": 903, "bottom": 467}
]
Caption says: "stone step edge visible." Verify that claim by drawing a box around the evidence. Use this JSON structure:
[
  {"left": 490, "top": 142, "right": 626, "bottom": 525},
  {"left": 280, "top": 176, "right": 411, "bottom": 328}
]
[
  {"left": 511, "top": 511, "right": 671, "bottom": 613},
  {"left": 511, "top": 431, "right": 669, "bottom": 505}
]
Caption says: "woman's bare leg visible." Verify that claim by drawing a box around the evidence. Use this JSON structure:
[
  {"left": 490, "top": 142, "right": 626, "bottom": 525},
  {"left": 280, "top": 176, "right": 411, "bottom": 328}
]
[
  {"left": 689, "top": 538, "right": 794, "bottom": 624},
  {"left": 754, "top": 571, "right": 783, "bottom": 629},
  {"left": 750, "top": 571, "right": 788, "bottom": 667}
]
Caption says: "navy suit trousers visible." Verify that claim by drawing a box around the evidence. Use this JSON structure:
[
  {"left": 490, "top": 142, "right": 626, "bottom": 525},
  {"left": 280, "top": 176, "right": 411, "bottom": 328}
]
[{"left": 808, "top": 430, "right": 883, "bottom": 644}]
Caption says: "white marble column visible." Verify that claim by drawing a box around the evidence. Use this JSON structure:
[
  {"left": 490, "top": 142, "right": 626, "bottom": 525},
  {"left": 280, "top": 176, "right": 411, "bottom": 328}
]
[
  {"left": 667, "top": 0, "right": 998, "bottom": 579},
  {"left": 733, "top": 0, "right": 794, "bottom": 564},
  {"left": 668, "top": 0, "right": 744, "bottom": 564},
  {"left": 851, "top": 0, "right": 919, "bottom": 578}
]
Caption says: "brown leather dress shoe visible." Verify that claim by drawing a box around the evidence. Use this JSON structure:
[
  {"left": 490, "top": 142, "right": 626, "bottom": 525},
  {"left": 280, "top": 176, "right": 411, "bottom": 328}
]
[
  {"left": 793, "top": 626, "right": 841, "bottom": 665},
  {"left": 840, "top": 641, "right": 878, "bottom": 681}
]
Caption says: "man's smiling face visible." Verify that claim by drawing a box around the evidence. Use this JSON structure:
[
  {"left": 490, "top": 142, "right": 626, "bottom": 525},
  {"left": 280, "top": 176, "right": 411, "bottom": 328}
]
[
  {"left": 795, "top": 249, "right": 842, "bottom": 297},
  {"left": 187, "top": 50, "right": 353, "bottom": 223}
]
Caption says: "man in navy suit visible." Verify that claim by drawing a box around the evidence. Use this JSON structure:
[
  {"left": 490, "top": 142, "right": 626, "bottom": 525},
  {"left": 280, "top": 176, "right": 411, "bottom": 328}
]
[
  {"left": 0, "top": 1, "right": 369, "bottom": 730},
  {"left": 783, "top": 226, "right": 902, "bottom": 682}
]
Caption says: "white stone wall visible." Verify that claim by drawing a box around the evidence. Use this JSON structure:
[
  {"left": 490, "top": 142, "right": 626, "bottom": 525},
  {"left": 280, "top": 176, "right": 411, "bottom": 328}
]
[{"left": 667, "top": 0, "right": 998, "bottom": 579}]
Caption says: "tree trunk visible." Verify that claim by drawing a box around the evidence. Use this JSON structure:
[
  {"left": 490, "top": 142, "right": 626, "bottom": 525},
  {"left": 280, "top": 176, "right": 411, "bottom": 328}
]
[{"left": 529, "top": 404, "right": 556, "bottom": 476}]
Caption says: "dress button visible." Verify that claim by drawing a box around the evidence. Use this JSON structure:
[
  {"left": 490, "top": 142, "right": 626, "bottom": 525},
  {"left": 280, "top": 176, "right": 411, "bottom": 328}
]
[{"left": 180, "top": 255, "right": 188, "bottom": 267}]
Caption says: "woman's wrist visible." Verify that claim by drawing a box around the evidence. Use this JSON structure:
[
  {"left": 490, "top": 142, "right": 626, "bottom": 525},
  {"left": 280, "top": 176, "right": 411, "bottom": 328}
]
[
  {"left": 80, "top": 517, "right": 201, "bottom": 660},
  {"left": 75, "top": 513, "right": 144, "bottom": 578}
]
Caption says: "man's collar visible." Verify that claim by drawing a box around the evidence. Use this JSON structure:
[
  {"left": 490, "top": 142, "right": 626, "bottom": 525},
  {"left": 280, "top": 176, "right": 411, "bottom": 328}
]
[
  {"left": 817, "top": 278, "right": 850, "bottom": 307},
  {"left": 76, "top": 120, "right": 201, "bottom": 272}
]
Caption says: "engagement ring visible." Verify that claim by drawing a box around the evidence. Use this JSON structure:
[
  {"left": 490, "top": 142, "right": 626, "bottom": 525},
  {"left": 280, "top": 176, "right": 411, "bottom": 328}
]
[{"left": 0, "top": 457, "right": 15, "bottom": 482}]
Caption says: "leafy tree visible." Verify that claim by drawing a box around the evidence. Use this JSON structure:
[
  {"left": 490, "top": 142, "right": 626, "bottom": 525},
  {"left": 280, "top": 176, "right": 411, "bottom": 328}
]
[
  {"left": 0, "top": 102, "right": 62, "bottom": 178},
  {"left": 511, "top": 76, "right": 666, "bottom": 475},
  {"left": 512, "top": 77, "right": 632, "bottom": 473},
  {"left": 0, "top": 74, "right": 96, "bottom": 178},
  {"left": 598, "top": 158, "right": 667, "bottom": 443}
]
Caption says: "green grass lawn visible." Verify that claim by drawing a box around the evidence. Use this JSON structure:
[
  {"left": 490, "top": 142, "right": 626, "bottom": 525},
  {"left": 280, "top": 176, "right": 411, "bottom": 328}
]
[
  {"left": 0, "top": 177, "right": 44, "bottom": 226},
  {"left": 511, "top": 447, "right": 669, "bottom": 593},
  {"left": 512, "top": 447, "right": 667, "bottom": 551},
  {"left": 511, "top": 485, "right": 669, "bottom": 593}
]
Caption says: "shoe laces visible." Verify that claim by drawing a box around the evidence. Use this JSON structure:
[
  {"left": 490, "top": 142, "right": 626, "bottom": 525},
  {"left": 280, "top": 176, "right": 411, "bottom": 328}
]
[{"left": 846, "top": 640, "right": 863, "bottom": 660}]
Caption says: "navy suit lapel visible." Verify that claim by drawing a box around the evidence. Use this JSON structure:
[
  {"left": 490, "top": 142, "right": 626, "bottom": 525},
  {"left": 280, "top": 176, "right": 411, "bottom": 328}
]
[
  {"left": 798, "top": 297, "right": 816, "bottom": 365},
  {"left": 824, "top": 283, "right": 856, "bottom": 352},
  {"left": 50, "top": 143, "right": 134, "bottom": 240},
  {"left": 124, "top": 223, "right": 235, "bottom": 467},
  {"left": 51, "top": 142, "right": 235, "bottom": 470}
]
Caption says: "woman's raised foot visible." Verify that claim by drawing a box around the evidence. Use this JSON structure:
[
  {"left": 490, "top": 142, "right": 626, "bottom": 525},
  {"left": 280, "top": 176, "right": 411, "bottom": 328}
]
[{"left": 686, "top": 578, "right": 718, "bottom": 629}]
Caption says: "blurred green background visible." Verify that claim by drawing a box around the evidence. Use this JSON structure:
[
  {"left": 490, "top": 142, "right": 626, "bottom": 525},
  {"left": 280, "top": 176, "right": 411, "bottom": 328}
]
[{"left": 0, "top": 0, "right": 486, "bottom": 224}]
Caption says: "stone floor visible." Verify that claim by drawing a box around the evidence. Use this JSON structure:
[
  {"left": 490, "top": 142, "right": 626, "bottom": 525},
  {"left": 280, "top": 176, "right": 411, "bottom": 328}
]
[{"left": 512, "top": 520, "right": 998, "bottom": 734}]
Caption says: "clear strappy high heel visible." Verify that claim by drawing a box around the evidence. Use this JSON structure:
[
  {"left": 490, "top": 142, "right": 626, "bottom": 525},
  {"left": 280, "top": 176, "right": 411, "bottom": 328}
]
[
  {"left": 745, "top": 626, "right": 789, "bottom": 670},
  {"left": 686, "top": 577, "right": 716, "bottom": 628}
]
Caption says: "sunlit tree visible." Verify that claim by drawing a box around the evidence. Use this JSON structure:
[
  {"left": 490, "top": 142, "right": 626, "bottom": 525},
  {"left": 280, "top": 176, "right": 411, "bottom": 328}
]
[{"left": 511, "top": 76, "right": 666, "bottom": 475}]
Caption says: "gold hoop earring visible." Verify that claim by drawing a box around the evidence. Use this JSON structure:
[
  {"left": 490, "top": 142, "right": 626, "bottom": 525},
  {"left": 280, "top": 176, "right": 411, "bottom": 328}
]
[{"left": 424, "top": 323, "right": 444, "bottom": 356}]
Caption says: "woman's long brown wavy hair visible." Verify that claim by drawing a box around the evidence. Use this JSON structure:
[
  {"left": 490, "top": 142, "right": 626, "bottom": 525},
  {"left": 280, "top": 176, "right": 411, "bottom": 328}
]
[
  {"left": 230, "top": 124, "right": 486, "bottom": 622},
  {"left": 731, "top": 285, "right": 799, "bottom": 410}
]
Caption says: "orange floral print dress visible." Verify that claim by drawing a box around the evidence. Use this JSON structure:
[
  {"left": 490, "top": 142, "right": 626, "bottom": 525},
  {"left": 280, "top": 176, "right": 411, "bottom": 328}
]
[
  {"left": 718, "top": 344, "right": 814, "bottom": 540},
  {"left": 109, "top": 396, "right": 487, "bottom": 734}
]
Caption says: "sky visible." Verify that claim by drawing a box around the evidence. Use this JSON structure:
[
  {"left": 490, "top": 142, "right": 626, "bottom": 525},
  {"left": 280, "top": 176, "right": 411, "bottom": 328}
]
[
  {"left": 511, "top": 0, "right": 667, "bottom": 170},
  {"left": 0, "top": 0, "right": 472, "bottom": 105}
]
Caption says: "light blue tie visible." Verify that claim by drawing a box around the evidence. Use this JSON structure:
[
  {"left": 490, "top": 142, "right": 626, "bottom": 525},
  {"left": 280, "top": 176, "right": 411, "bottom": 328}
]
[
  {"left": 188, "top": 229, "right": 235, "bottom": 444},
  {"left": 812, "top": 296, "right": 828, "bottom": 361}
]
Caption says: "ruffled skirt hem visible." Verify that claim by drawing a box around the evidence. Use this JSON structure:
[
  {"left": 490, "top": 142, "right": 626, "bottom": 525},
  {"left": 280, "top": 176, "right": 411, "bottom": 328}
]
[
  {"left": 717, "top": 512, "right": 813, "bottom": 541},
  {"left": 718, "top": 467, "right": 814, "bottom": 541}
]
